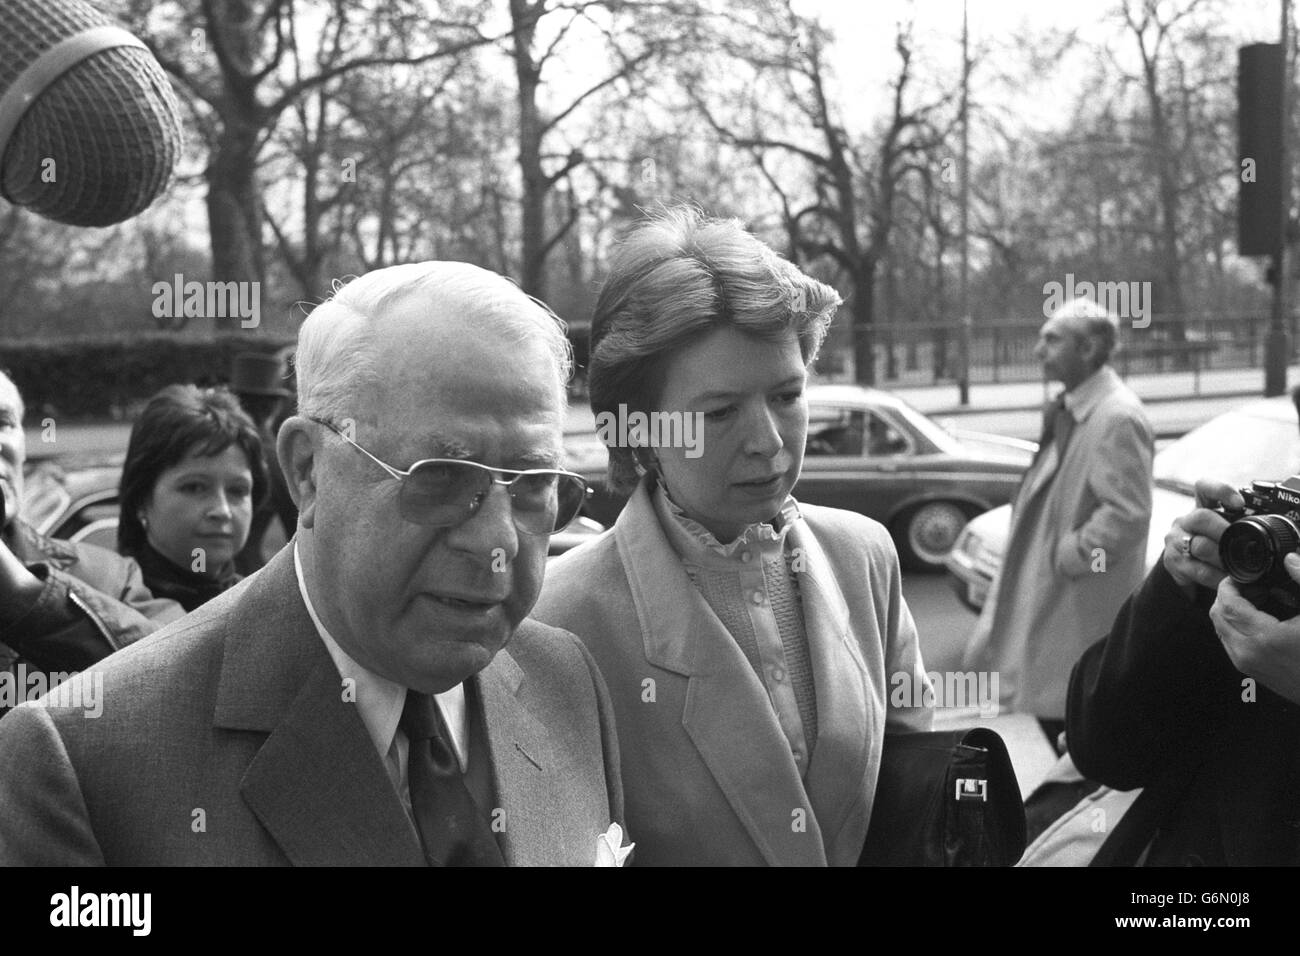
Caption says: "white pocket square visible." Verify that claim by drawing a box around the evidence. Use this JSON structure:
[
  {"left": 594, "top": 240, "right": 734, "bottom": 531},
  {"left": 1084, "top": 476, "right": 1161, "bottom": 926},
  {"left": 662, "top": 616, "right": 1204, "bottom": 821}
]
[{"left": 594, "top": 823, "right": 633, "bottom": 867}]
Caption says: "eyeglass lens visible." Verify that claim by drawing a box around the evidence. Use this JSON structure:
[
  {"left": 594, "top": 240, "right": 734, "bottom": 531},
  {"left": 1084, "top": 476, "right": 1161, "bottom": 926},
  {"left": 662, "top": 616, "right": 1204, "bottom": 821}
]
[{"left": 399, "top": 461, "right": 585, "bottom": 533}]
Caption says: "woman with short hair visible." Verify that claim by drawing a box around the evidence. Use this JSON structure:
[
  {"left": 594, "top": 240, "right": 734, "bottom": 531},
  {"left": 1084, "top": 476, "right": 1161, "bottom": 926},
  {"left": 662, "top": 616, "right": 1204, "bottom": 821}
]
[
  {"left": 118, "top": 384, "right": 267, "bottom": 611},
  {"left": 533, "top": 205, "right": 933, "bottom": 866}
]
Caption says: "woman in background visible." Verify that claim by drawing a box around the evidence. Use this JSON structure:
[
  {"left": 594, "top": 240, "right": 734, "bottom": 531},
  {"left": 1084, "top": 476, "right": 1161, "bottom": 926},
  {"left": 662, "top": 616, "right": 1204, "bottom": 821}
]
[
  {"left": 118, "top": 384, "right": 266, "bottom": 611},
  {"left": 533, "top": 206, "right": 933, "bottom": 866}
]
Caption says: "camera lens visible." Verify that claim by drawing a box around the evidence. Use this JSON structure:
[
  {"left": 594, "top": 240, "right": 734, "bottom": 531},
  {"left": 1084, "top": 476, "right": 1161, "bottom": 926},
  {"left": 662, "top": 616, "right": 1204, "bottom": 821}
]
[{"left": 1220, "top": 515, "right": 1300, "bottom": 583}]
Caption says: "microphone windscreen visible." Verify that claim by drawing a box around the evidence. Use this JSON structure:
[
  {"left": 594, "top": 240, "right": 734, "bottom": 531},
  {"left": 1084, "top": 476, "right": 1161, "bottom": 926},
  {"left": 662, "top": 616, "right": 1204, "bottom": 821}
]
[{"left": 0, "top": 0, "right": 183, "bottom": 227}]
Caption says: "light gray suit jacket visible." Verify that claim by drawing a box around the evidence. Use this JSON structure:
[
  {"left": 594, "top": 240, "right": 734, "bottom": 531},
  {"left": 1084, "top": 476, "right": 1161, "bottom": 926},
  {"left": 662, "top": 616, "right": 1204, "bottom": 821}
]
[
  {"left": 533, "top": 480, "right": 932, "bottom": 866},
  {"left": 0, "top": 545, "right": 624, "bottom": 865}
]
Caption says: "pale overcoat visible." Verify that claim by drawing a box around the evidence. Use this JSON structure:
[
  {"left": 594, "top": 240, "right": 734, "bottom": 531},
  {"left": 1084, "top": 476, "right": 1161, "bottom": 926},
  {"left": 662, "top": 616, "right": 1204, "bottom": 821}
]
[{"left": 963, "top": 365, "right": 1154, "bottom": 720}]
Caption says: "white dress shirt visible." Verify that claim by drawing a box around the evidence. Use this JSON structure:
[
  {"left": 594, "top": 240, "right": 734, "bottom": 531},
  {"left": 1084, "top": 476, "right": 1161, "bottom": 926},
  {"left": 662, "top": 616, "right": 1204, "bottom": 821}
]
[{"left": 293, "top": 542, "right": 469, "bottom": 815}]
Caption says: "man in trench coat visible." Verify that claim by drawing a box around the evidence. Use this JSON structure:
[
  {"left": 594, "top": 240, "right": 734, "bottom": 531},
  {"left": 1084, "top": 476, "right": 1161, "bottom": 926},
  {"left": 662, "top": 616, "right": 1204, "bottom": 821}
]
[{"left": 962, "top": 296, "right": 1153, "bottom": 745}]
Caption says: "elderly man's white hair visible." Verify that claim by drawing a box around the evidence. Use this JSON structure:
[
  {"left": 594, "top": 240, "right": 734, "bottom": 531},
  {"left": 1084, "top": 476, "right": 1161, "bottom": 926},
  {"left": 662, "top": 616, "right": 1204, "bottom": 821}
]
[
  {"left": 1050, "top": 295, "right": 1119, "bottom": 366},
  {"left": 295, "top": 261, "right": 573, "bottom": 424}
]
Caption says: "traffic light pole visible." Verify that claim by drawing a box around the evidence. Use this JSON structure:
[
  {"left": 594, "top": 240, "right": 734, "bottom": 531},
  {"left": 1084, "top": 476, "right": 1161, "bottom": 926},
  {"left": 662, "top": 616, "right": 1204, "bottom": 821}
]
[{"left": 1266, "top": 0, "right": 1292, "bottom": 398}]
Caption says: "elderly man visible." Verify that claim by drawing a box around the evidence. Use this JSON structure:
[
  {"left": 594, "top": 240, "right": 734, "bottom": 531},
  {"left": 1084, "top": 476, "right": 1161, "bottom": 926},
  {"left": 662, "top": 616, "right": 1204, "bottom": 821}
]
[
  {"left": 0, "top": 263, "right": 627, "bottom": 866},
  {"left": 962, "top": 296, "right": 1154, "bottom": 746},
  {"left": 0, "top": 371, "right": 183, "bottom": 718}
]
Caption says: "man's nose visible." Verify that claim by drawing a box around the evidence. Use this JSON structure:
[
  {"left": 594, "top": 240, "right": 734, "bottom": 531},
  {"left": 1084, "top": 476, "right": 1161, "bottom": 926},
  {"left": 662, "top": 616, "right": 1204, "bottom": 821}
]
[
  {"left": 741, "top": 404, "right": 783, "bottom": 457},
  {"left": 448, "top": 481, "right": 521, "bottom": 565}
]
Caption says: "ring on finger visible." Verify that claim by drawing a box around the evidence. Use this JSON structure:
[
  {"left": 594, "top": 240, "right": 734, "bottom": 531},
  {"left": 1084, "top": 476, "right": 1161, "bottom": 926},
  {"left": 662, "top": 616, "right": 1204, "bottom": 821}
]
[{"left": 1181, "top": 532, "right": 1195, "bottom": 555}]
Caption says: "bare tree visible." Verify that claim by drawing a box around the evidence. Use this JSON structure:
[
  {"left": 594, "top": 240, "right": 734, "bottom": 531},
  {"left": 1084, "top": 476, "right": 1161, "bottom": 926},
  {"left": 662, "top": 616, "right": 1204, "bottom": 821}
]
[
  {"left": 126, "top": 0, "right": 498, "bottom": 300},
  {"left": 506, "top": 0, "right": 690, "bottom": 297},
  {"left": 691, "top": 0, "right": 952, "bottom": 385}
]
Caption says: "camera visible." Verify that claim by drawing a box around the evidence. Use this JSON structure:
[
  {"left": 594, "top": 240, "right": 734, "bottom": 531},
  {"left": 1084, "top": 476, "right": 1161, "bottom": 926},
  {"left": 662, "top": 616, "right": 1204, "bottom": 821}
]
[{"left": 1218, "top": 475, "right": 1300, "bottom": 620}]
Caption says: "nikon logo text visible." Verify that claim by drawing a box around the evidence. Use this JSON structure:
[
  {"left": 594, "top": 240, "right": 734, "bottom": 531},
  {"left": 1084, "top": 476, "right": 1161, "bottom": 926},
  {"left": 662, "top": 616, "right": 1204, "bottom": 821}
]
[{"left": 50, "top": 886, "right": 151, "bottom": 936}]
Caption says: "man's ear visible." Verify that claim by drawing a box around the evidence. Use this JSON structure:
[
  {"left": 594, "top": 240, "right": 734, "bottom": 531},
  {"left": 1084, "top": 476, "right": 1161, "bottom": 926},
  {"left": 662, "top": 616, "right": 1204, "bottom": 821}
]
[
  {"left": 1076, "top": 331, "right": 1103, "bottom": 368},
  {"left": 277, "top": 416, "right": 319, "bottom": 529}
]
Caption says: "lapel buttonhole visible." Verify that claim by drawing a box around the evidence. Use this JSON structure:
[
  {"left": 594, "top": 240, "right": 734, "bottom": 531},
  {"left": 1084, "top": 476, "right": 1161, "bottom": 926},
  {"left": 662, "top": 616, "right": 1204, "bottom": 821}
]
[{"left": 515, "top": 741, "right": 543, "bottom": 771}]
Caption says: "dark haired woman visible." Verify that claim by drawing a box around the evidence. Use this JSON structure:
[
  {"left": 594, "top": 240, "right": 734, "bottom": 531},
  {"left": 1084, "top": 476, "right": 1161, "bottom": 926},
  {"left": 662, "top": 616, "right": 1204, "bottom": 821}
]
[
  {"left": 533, "top": 206, "right": 933, "bottom": 865},
  {"left": 118, "top": 385, "right": 267, "bottom": 611}
]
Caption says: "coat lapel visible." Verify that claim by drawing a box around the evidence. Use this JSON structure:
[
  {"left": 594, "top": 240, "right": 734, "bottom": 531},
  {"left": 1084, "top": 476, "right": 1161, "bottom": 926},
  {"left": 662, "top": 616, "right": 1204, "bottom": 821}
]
[
  {"left": 476, "top": 646, "right": 566, "bottom": 867},
  {"left": 1018, "top": 442, "right": 1061, "bottom": 509},
  {"left": 615, "top": 484, "right": 827, "bottom": 866},
  {"left": 217, "top": 546, "right": 424, "bottom": 866},
  {"left": 786, "top": 521, "right": 875, "bottom": 866}
]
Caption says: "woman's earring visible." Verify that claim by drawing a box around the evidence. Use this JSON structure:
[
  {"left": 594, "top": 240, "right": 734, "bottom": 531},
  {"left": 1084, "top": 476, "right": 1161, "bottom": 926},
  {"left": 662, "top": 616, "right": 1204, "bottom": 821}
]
[{"left": 139, "top": 514, "right": 149, "bottom": 531}]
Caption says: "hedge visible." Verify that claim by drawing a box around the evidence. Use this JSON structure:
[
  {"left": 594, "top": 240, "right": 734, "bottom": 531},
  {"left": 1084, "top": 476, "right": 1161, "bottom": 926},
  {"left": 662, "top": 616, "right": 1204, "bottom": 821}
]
[{"left": 0, "top": 333, "right": 297, "bottom": 422}]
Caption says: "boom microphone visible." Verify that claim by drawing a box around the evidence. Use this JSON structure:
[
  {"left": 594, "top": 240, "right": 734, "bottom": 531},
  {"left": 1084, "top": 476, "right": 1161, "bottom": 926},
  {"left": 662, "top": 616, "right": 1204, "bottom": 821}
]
[{"left": 0, "top": 0, "right": 183, "bottom": 227}]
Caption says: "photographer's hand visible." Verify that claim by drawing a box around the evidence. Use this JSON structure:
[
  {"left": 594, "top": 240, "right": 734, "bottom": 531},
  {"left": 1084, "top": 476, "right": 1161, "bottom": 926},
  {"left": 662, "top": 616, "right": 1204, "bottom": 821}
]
[
  {"left": 1162, "top": 478, "right": 1243, "bottom": 598},
  {"left": 1209, "top": 553, "right": 1300, "bottom": 707}
]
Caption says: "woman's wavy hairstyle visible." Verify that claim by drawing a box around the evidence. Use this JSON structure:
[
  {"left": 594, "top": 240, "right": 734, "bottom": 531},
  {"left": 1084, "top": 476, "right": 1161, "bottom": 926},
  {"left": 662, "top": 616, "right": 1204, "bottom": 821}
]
[
  {"left": 118, "top": 384, "right": 268, "bottom": 560},
  {"left": 588, "top": 205, "right": 841, "bottom": 493}
]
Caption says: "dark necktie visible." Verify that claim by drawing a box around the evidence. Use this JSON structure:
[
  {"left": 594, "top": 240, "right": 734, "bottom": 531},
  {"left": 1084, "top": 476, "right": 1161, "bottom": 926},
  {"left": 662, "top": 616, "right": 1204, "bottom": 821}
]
[
  {"left": 1039, "top": 396, "right": 1075, "bottom": 460},
  {"left": 401, "top": 690, "right": 505, "bottom": 867}
]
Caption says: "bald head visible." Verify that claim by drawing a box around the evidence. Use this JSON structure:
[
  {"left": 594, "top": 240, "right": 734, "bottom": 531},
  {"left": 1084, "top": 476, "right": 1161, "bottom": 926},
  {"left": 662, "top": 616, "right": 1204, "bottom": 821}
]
[
  {"left": 295, "top": 262, "right": 573, "bottom": 427},
  {"left": 1049, "top": 296, "right": 1119, "bottom": 368}
]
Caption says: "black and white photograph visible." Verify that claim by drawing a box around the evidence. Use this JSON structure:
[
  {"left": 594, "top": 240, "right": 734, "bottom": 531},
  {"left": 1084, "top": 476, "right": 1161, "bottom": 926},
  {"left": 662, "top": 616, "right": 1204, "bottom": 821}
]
[{"left": 0, "top": 0, "right": 1293, "bottom": 928}]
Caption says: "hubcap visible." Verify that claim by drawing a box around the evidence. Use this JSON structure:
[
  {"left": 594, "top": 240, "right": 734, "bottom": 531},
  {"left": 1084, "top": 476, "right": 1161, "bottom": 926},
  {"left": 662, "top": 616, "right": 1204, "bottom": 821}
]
[{"left": 908, "top": 502, "right": 968, "bottom": 565}]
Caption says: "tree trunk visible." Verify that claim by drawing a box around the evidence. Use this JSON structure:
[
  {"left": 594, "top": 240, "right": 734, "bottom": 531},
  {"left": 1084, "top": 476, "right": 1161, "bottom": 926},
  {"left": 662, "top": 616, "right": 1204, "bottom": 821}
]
[
  {"left": 206, "top": 118, "right": 264, "bottom": 322},
  {"left": 852, "top": 265, "right": 876, "bottom": 386},
  {"left": 511, "top": 0, "right": 547, "bottom": 297},
  {"left": 883, "top": 256, "right": 898, "bottom": 380},
  {"left": 205, "top": 0, "right": 264, "bottom": 321}
]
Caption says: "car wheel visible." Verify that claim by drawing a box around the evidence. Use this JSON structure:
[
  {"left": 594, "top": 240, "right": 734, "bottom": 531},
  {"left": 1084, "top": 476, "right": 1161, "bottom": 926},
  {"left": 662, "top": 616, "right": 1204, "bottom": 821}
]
[{"left": 893, "top": 501, "right": 973, "bottom": 571}]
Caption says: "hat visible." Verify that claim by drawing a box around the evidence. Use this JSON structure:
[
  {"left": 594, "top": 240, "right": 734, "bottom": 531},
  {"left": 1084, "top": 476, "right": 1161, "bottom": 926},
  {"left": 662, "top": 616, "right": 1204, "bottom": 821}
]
[{"left": 230, "top": 352, "right": 291, "bottom": 398}]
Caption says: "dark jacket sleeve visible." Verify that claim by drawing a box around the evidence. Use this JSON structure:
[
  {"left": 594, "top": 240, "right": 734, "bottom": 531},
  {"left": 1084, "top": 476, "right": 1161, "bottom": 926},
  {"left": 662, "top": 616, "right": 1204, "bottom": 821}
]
[
  {"left": 2, "top": 540, "right": 185, "bottom": 672},
  {"left": 1066, "top": 560, "right": 1245, "bottom": 790}
]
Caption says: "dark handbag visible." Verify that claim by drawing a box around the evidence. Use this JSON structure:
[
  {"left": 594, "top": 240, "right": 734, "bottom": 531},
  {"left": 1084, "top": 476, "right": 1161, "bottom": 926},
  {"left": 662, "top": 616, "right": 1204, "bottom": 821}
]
[{"left": 859, "top": 727, "right": 1027, "bottom": 867}]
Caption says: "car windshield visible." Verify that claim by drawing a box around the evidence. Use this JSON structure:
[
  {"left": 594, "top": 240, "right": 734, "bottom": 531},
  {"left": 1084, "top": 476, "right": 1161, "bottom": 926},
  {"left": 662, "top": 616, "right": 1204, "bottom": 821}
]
[
  {"left": 1154, "top": 405, "right": 1300, "bottom": 495},
  {"left": 870, "top": 395, "right": 962, "bottom": 454}
]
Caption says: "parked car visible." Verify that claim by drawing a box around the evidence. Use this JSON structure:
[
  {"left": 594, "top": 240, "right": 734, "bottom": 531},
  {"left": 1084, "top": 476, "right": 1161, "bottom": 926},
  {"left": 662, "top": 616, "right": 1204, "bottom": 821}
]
[
  {"left": 566, "top": 384, "right": 1036, "bottom": 571},
  {"left": 20, "top": 453, "right": 605, "bottom": 559},
  {"left": 945, "top": 395, "right": 1300, "bottom": 610}
]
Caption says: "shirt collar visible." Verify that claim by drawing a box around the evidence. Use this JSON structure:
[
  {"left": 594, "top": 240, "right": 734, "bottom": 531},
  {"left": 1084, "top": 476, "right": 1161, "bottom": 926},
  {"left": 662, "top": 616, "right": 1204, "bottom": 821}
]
[
  {"left": 652, "top": 480, "right": 800, "bottom": 563},
  {"left": 292, "top": 541, "right": 468, "bottom": 771},
  {"left": 1062, "top": 364, "right": 1121, "bottom": 424}
]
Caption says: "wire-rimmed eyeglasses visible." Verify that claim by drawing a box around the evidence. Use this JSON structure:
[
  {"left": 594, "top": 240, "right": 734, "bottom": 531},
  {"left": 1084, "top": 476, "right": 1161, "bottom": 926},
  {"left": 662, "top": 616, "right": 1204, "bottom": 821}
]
[{"left": 310, "top": 417, "right": 590, "bottom": 535}]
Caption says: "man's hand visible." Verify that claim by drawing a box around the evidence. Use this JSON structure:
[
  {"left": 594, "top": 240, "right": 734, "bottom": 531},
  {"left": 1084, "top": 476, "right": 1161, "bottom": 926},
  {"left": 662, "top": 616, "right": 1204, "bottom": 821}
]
[
  {"left": 1208, "top": 553, "right": 1300, "bottom": 706},
  {"left": 0, "top": 535, "right": 45, "bottom": 622},
  {"left": 1162, "top": 478, "right": 1243, "bottom": 597}
]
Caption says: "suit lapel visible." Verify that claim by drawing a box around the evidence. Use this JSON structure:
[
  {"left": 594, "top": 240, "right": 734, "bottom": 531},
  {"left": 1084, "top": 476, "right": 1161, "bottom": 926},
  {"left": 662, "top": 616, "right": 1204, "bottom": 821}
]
[
  {"left": 216, "top": 546, "right": 424, "bottom": 866},
  {"left": 615, "top": 485, "right": 827, "bottom": 866},
  {"left": 787, "top": 522, "right": 874, "bottom": 866},
  {"left": 240, "top": 655, "right": 424, "bottom": 866},
  {"left": 476, "top": 647, "right": 563, "bottom": 866}
]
